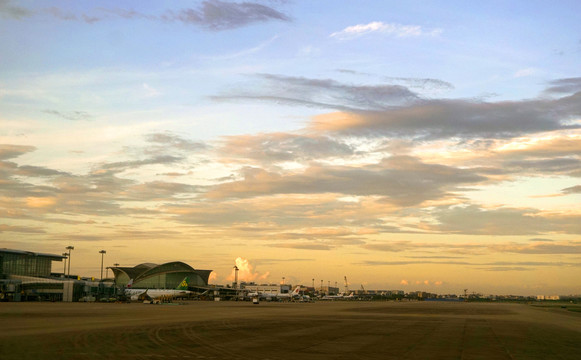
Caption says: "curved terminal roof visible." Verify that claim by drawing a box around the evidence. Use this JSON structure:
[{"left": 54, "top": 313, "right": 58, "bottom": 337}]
[{"left": 110, "top": 261, "right": 212, "bottom": 285}]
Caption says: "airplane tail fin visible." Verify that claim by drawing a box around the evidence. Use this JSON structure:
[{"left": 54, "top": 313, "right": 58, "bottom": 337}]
[
  {"left": 176, "top": 277, "right": 189, "bottom": 290},
  {"left": 292, "top": 286, "right": 301, "bottom": 296},
  {"left": 127, "top": 279, "right": 133, "bottom": 288}
]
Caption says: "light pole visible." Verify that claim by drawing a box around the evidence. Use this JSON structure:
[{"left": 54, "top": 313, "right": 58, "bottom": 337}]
[
  {"left": 62, "top": 253, "right": 68, "bottom": 276},
  {"left": 282, "top": 276, "right": 285, "bottom": 285},
  {"left": 233, "top": 265, "right": 239, "bottom": 290},
  {"left": 99, "top": 250, "right": 106, "bottom": 280},
  {"left": 66, "top": 246, "right": 74, "bottom": 277}
]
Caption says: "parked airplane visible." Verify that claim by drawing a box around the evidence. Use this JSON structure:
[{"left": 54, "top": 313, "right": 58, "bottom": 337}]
[
  {"left": 320, "top": 292, "right": 355, "bottom": 300},
  {"left": 248, "top": 286, "right": 301, "bottom": 300},
  {"left": 125, "top": 277, "right": 192, "bottom": 301}
]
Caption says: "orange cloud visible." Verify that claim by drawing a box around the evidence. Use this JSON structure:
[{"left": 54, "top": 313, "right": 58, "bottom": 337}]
[
  {"left": 26, "top": 197, "right": 56, "bottom": 208},
  {"left": 227, "top": 257, "right": 270, "bottom": 282},
  {"left": 208, "top": 272, "right": 218, "bottom": 283},
  {"left": 310, "top": 112, "right": 365, "bottom": 132}
]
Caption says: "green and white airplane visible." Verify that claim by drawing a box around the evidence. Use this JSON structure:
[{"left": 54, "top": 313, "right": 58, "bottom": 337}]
[{"left": 125, "top": 277, "right": 192, "bottom": 301}]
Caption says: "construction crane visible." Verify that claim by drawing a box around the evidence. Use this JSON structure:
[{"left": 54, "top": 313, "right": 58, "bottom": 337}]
[{"left": 344, "top": 276, "right": 349, "bottom": 294}]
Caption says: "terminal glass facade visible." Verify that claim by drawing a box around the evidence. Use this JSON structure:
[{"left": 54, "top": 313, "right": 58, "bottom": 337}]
[{"left": 0, "top": 253, "right": 53, "bottom": 277}]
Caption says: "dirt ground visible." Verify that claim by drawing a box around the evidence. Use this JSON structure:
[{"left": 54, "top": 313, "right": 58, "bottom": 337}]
[{"left": 1, "top": 301, "right": 580, "bottom": 360}]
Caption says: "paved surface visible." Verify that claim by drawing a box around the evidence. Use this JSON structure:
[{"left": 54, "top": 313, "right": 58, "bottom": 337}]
[{"left": 1, "top": 301, "right": 580, "bottom": 359}]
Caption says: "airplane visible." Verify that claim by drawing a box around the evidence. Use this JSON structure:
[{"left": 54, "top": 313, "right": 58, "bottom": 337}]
[
  {"left": 320, "top": 292, "right": 355, "bottom": 300},
  {"left": 124, "top": 277, "right": 192, "bottom": 302},
  {"left": 247, "top": 286, "right": 301, "bottom": 301}
]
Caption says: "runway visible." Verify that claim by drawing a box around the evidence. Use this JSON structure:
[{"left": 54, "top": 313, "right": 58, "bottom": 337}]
[{"left": 1, "top": 301, "right": 580, "bottom": 359}]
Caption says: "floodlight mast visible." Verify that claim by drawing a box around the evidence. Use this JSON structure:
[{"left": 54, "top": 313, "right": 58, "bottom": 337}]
[
  {"left": 233, "top": 265, "right": 239, "bottom": 290},
  {"left": 62, "top": 253, "right": 68, "bottom": 276},
  {"left": 66, "top": 246, "right": 74, "bottom": 277},
  {"left": 99, "top": 250, "right": 106, "bottom": 280}
]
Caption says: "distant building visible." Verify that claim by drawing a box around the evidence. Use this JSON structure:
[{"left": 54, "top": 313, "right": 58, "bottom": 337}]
[
  {"left": 242, "top": 283, "right": 291, "bottom": 295},
  {"left": 319, "top": 286, "right": 339, "bottom": 295}
]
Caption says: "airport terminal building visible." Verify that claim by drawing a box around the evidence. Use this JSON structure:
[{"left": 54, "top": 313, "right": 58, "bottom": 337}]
[
  {"left": 0, "top": 248, "right": 66, "bottom": 301},
  {"left": 110, "top": 262, "right": 212, "bottom": 290},
  {"left": 1, "top": 248, "right": 213, "bottom": 302}
]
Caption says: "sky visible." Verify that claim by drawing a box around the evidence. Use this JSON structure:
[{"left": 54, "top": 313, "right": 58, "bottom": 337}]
[{"left": 1, "top": 0, "right": 580, "bottom": 296}]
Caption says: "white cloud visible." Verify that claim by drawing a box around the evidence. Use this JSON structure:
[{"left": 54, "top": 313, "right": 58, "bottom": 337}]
[
  {"left": 143, "top": 83, "right": 161, "bottom": 98},
  {"left": 514, "top": 67, "right": 540, "bottom": 78},
  {"left": 330, "top": 21, "right": 442, "bottom": 40}
]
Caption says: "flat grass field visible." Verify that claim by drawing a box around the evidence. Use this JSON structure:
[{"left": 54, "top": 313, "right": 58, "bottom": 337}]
[{"left": 1, "top": 301, "right": 580, "bottom": 359}]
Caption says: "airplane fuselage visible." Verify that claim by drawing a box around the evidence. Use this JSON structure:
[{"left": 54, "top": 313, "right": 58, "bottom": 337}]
[{"left": 125, "top": 288, "right": 191, "bottom": 300}]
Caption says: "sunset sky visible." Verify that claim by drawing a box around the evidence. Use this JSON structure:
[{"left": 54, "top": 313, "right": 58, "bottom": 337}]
[{"left": 1, "top": 0, "right": 580, "bottom": 295}]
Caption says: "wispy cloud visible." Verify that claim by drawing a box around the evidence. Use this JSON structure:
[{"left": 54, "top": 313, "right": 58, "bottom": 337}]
[
  {"left": 206, "top": 34, "right": 280, "bottom": 60},
  {"left": 0, "top": 144, "right": 36, "bottom": 161},
  {"left": 562, "top": 185, "right": 581, "bottom": 194},
  {"left": 217, "top": 132, "right": 356, "bottom": 164},
  {"left": 543, "top": 77, "right": 581, "bottom": 95},
  {"left": 2, "top": 0, "right": 290, "bottom": 30},
  {"left": 142, "top": 83, "right": 161, "bottom": 98},
  {"left": 362, "top": 239, "right": 581, "bottom": 255},
  {"left": 267, "top": 242, "right": 333, "bottom": 250},
  {"left": 335, "top": 70, "right": 454, "bottom": 94},
  {"left": 478, "top": 267, "right": 532, "bottom": 272},
  {"left": 359, "top": 259, "right": 580, "bottom": 267},
  {"left": 205, "top": 156, "right": 485, "bottom": 206},
  {"left": 0, "top": 224, "right": 45, "bottom": 234},
  {"left": 42, "top": 109, "right": 95, "bottom": 121},
  {"left": 0, "top": 0, "right": 33, "bottom": 19},
  {"left": 145, "top": 132, "right": 209, "bottom": 154},
  {"left": 162, "top": 1, "right": 290, "bottom": 31},
  {"left": 310, "top": 94, "right": 581, "bottom": 140},
  {"left": 213, "top": 74, "right": 581, "bottom": 140},
  {"left": 212, "top": 73, "right": 420, "bottom": 111},
  {"left": 330, "top": 21, "right": 442, "bottom": 40},
  {"left": 428, "top": 205, "right": 581, "bottom": 235},
  {"left": 514, "top": 67, "right": 540, "bottom": 78}
]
